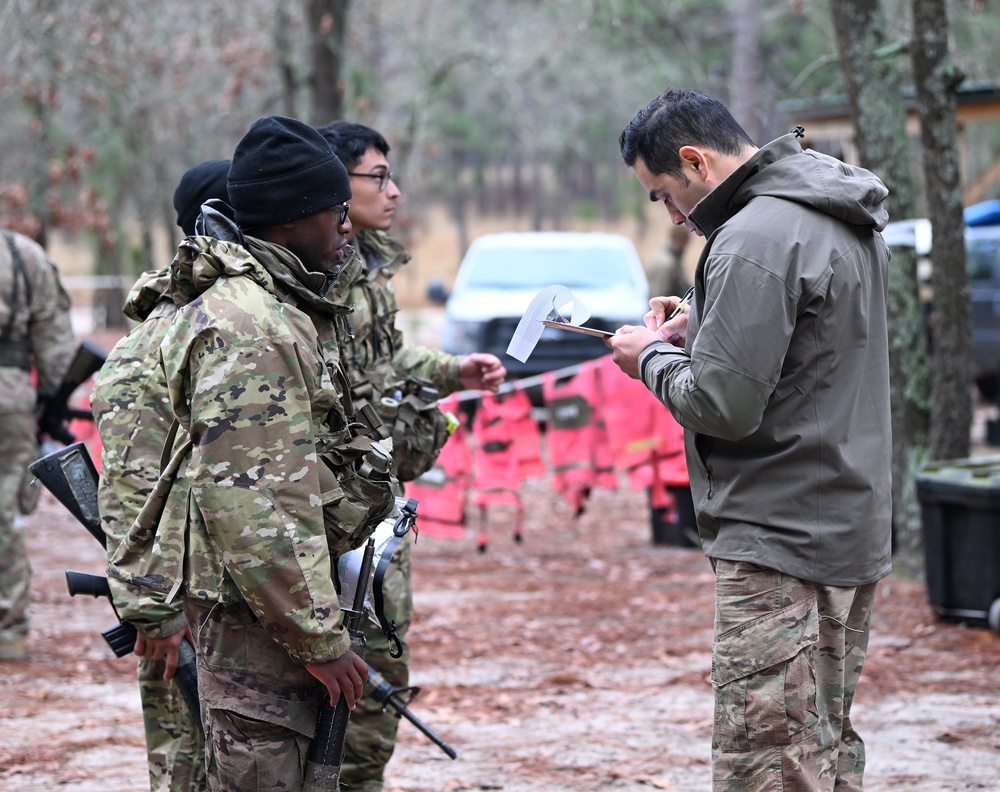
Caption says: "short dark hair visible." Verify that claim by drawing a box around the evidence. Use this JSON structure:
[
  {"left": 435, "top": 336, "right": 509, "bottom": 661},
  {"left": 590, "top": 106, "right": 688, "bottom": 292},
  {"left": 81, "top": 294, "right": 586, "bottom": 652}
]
[
  {"left": 316, "top": 120, "right": 391, "bottom": 170},
  {"left": 619, "top": 89, "right": 754, "bottom": 178}
]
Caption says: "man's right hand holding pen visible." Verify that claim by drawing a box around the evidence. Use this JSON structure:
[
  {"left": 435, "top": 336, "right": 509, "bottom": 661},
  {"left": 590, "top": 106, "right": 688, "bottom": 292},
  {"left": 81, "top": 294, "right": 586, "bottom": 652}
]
[
  {"left": 646, "top": 285, "right": 694, "bottom": 344},
  {"left": 605, "top": 287, "right": 693, "bottom": 379}
]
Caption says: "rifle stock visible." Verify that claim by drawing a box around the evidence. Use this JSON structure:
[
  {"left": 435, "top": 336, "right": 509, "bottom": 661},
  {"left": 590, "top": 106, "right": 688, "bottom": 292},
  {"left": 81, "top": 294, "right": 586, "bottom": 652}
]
[
  {"left": 37, "top": 340, "right": 106, "bottom": 445},
  {"left": 29, "top": 441, "right": 103, "bottom": 545}
]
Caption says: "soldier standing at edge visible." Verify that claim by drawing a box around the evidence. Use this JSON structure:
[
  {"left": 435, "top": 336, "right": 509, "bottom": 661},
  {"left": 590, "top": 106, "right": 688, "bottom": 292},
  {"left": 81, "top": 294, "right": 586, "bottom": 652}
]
[
  {"left": 109, "top": 116, "right": 399, "bottom": 791},
  {"left": 91, "top": 159, "right": 231, "bottom": 792},
  {"left": 318, "top": 120, "right": 505, "bottom": 792},
  {"left": 0, "top": 229, "right": 75, "bottom": 662}
]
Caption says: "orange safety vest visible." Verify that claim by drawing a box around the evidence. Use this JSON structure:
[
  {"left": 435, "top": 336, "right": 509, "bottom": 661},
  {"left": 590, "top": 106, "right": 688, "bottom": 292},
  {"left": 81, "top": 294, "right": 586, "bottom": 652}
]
[
  {"left": 542, "top": 360, "right": 617, "bottom": 514},
  {"left": 593, "top": 355, "right": 689, "bottom": 507},
  {"left": 470, "top": 388, "right": 543, "bottom": 548},
  {"left": 594, "top": 355, "right": 660, "bottom": 486},
  {"left": 406, "top": 394, "right": 471, "bottom": 540}
]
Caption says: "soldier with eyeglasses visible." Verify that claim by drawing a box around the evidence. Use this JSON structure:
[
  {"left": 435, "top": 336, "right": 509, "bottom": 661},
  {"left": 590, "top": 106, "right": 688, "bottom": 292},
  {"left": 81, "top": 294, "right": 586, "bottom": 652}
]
[{"left": 318, "top": 120, "right": 505, "bottom": 792}]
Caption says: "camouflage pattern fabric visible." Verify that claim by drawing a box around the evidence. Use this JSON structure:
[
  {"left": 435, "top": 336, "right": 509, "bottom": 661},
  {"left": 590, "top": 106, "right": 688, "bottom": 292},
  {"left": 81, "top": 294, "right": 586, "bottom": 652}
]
[
  {"left": 109, "top": 233, "right": 383, "bottom": 661},
  {"left": 91, "top": 267, "right": 206, "bottom": 791},
  {"left": 0, "top": 414, "right": 36, "bottom": 648},
  {"left": 338, "top": 229, "right": 463, "bottom": 790},
  {"left": 138, "top": 656, "right": 207, "bottom": 792},
  {"left": 710, "top": 560, "right": 877, "bottom": 791},
  {"left": 0, "top": 231, "right": 74, "bottom": 652},
  {"left": 184, "top": 598, "right": 318, "bottom": 790},
  {"left": 108, "top": 230, "right": 398, "bottom": 792}
]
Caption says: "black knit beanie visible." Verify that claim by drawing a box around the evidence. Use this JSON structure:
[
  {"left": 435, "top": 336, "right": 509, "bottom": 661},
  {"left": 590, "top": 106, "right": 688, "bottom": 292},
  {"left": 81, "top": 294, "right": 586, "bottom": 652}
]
[
  {"left": 173, "top": 159, "right": 232, "bottom": 236},
  {"left": 228, "top": 115, "right": 352, "bottom": 229}
]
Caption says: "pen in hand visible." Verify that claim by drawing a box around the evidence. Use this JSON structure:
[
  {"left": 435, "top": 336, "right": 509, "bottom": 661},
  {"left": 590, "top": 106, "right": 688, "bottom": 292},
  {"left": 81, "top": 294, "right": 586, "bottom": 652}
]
[{"left": 666, "top": 287, "right": 695, "bottom": 321}]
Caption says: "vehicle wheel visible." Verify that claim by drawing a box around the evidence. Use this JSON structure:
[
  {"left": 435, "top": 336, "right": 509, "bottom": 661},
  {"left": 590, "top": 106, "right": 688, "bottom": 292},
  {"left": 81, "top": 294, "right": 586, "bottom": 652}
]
[{"left": 988, "top": 598, "right": 1000, "bottom": 634}]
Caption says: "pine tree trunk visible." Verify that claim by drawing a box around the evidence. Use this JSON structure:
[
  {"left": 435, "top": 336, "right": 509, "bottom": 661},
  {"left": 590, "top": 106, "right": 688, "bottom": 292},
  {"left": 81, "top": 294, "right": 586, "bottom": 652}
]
[
  {"left": 830, "top": 0, "right": 931, "bottom": 576},
  {"left": 912, "top": 0, "right": 972, "bottom": 462}
]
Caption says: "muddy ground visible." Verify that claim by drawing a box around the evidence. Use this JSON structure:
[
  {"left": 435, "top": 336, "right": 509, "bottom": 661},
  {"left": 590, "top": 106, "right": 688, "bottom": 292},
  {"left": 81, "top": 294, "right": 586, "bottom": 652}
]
[{"left": 2, "top": 465, "right": 999, "bottom": 792}]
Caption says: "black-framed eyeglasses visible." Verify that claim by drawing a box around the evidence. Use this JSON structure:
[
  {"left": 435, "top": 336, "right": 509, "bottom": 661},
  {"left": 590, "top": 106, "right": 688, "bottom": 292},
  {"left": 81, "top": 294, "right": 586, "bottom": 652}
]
[
  {"left": 347, "top": 170, "right": 393, "bottom": 192},
  {"left": 335, "top": 203, "right": 350, "bottom": 224}
]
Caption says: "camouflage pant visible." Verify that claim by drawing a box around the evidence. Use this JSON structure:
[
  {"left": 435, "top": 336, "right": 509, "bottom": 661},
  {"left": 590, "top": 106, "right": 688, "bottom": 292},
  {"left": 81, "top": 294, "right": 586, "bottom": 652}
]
[
  {"left": 341, "top": 534, "right": 413, "bottom": 792},
  {"left": 137, "top": 655, "right": 208, "bottom": 791},
  {"left": 184, "top": 598, "right": 323, "bottom": 792},
  {"left": 0, "top": 411, "right": 36, "bottom": 644},
  {"left": 710, "top": 560, "right": 877, "bottom": 792}
]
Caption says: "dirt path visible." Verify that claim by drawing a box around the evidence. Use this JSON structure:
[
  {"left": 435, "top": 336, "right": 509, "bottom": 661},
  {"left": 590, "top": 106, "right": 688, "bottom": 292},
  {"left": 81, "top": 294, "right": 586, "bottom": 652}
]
[{"left": 2, "top": 472, "right": 999, "bottom": 791}]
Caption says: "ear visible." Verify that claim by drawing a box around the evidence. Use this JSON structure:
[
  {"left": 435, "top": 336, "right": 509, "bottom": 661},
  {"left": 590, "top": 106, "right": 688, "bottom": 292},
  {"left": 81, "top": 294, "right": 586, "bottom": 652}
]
[{"left": 678, "top": 146, "right": 708, "bottom": 177}]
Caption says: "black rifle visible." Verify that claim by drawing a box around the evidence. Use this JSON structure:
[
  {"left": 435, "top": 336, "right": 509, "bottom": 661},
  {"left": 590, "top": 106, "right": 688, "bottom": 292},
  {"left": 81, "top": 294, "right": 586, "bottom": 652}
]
[
  {"left": 37, "top": 340, "right": 106, "bottom": 445},
  {"left": 28, "top": 441, "right": 202, "bottom": 732},
  {"left": 66, "top": 569, "right": 201, "bottom": 727},
  {"left": 303, "top": 534, "right": 377, "bottom": 792}
]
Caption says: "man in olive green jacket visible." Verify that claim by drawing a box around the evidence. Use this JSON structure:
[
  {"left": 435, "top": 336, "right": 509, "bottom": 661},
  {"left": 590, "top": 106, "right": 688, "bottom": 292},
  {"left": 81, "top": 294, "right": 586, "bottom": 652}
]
[{"left": 609, "top": 89, "right": 892, "bottom": 792}]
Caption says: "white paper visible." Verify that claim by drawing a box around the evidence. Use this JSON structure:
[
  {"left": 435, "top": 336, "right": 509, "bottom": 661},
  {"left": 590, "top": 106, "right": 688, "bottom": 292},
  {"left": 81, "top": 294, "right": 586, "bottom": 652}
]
[{"left": 505, "top": 285, "right": 591, "bottom": 362}]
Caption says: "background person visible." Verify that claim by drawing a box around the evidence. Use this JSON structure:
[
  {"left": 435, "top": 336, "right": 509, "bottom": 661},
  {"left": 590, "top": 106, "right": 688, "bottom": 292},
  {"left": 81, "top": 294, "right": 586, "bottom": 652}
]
[
  {"left": 0, "top": 229, "right": 75, "bottom": 662},
  {"left": 608, "top": 88, "right": 892, "bottom": 791},
  {"left": 645, "top": 223, "right": 692, "bottom": 301}
]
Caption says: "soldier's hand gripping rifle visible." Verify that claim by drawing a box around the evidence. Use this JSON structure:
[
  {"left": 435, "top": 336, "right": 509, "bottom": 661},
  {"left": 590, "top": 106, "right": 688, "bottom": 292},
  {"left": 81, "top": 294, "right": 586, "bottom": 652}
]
[
  {"left": 36, "top": 340, "right": 106, "bottom": 445},
  {"left": 64, "top": 568, "right": 201, "bottom": 728},
  {"left": 28, "top": 441, "right": 202, "bottom": 732}
]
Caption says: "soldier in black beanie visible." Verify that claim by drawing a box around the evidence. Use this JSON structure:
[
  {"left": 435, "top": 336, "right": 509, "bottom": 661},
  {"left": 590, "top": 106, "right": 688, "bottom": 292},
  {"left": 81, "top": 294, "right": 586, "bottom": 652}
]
[{"left": 228, "top": 114, "right": 352, "bottom": 231}]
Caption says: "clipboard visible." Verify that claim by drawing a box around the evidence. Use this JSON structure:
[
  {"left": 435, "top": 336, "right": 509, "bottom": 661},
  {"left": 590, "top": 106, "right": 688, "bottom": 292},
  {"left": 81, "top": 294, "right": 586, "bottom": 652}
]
[{"left": 542, "top": 320, "right": 615, "bottom": 339}]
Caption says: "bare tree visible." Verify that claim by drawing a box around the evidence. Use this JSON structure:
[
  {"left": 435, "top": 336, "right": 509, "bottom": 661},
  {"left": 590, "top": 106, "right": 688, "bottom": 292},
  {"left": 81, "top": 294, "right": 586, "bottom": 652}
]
[
  {"left": 912, "top": 0, "right": 971, "bottom": 461},
  {"left": 830, "top": 0, "right": 930, "bottom": 575},
  {"left": 730, "top": 0, "right": 765, "bottom": 144},
  {"left": 307, "top": 0, "right": 351, "bottom": 123}
]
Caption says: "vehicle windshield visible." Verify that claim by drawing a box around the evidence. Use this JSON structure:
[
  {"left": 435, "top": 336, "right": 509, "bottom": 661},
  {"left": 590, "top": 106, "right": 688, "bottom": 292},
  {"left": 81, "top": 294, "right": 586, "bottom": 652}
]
[{"left": 465, "top": 247, "right": 635, "bottom": 289}]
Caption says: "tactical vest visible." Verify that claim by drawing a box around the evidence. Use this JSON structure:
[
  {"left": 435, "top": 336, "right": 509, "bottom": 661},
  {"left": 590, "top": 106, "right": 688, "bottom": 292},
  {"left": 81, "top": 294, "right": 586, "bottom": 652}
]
[
  {"left": 341, "top": 256, "right": 451, "bottom": 483},
  {"left": 312, "top": 314, "right": 397, "bottom": 556}
]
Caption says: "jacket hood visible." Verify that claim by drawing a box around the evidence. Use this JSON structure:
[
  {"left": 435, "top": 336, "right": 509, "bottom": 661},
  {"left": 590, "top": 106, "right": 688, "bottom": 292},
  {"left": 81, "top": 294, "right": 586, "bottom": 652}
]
[
  {"left": 122, "top": 267, "right": 171, "bottom": 322},
  {"left": 169, "top": 198, "right": 361, "bottom": 315},
  {"left": 691, "top": 134, "right": 889, "bottom": 238}
]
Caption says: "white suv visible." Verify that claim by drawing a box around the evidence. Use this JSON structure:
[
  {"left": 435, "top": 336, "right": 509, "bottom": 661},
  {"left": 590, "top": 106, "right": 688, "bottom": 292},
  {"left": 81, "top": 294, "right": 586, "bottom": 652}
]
[{"left": 434, "top": 231, "right": 649, "bottom": 381}]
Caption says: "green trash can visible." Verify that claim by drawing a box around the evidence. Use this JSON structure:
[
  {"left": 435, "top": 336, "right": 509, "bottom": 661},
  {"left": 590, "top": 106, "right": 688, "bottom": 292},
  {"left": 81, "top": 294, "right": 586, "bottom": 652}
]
[{"left": 916, "top": 456, "right": 1000, "bottom": 632}]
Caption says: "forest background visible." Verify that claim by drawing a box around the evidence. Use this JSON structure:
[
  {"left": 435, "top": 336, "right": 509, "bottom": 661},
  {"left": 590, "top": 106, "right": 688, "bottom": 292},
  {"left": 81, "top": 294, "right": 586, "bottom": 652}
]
[{"left": 2, "top": 0, "right": 1000, "bottom": 571}]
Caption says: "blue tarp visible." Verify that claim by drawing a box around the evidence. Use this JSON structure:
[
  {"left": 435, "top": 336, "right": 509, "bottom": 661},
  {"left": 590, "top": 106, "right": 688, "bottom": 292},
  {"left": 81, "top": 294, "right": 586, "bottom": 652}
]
[{"left": 965, "top": 200, "right": 1000, "bottom": 227}]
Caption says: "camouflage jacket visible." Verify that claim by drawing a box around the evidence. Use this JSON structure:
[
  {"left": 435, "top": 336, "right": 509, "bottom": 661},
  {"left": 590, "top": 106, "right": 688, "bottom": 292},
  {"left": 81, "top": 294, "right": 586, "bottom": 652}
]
[
  {"left": 343, "top": 230, "right": 461, "bottom": 480},
  {"left": 92, "top": 268, "right": 187, "bottom": 638},
  {"left": 109, "top": 219, "right": 395, "bottom": 665},
  {"left": 347, "top": 230, "right": 461, "bottom": 394},
  {"left": 0, "top": 230, "right": 75, "bottom": 413}
]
